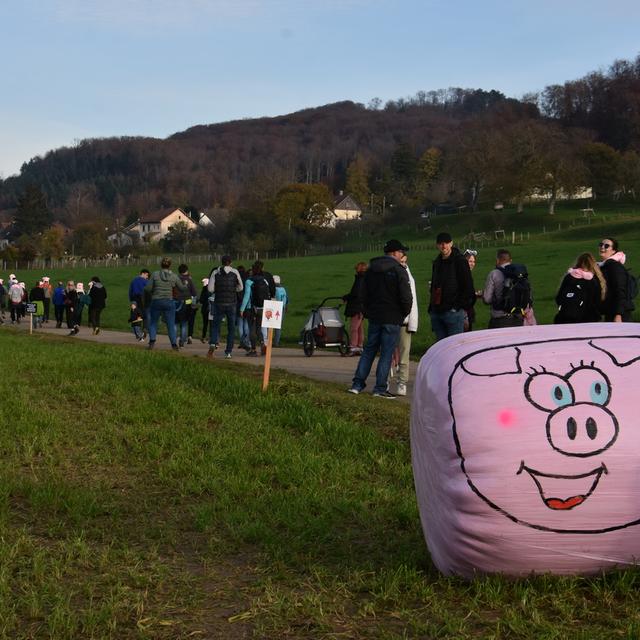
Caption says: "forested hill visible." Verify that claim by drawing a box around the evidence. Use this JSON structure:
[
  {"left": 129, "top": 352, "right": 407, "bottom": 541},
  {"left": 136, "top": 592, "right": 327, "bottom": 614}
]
[{"left": 1, "top": 53, "right": 639, "bottom": 225}]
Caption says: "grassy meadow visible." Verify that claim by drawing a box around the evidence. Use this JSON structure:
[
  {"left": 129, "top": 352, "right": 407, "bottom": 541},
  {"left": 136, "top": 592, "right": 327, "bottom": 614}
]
[
  {"left": 8, "top": 203, "right": 640, "bottom": 355},
  {"left": 2, "top": 330, "right": 640, "bottom": 638}
]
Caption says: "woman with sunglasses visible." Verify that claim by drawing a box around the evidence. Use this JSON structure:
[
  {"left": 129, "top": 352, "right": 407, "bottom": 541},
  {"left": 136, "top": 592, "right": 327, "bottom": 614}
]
[{"left": 598, "top": 238, "right": 633, "bottom": 322}]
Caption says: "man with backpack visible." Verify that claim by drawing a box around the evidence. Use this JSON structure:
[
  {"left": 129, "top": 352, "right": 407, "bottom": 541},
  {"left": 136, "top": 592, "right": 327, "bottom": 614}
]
[
  {"left": 207, "top": 255, "right": 244, "bottom": 358},
  {"left": 482, "top": 249, "right": 531, "bottom": 329},
  {"left": 239, "top": 260, "right": 276, "bottom": 356}
]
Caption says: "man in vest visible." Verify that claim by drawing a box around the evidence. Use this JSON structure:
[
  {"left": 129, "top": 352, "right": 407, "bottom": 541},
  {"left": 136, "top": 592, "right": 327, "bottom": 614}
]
[{"left": 207, "top": 255, "right": 244, "bottom": 358}]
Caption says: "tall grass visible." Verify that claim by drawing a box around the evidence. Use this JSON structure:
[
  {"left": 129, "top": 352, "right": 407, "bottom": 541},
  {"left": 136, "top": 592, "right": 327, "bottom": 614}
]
[{"left": 1, "top": 331, "right": 640, "bottom": 638}]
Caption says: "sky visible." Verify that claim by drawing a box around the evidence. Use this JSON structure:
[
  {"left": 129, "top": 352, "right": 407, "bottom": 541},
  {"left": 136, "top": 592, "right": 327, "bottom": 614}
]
[{"left": 1, "top": 0, "right": 639, "bottom": 178}]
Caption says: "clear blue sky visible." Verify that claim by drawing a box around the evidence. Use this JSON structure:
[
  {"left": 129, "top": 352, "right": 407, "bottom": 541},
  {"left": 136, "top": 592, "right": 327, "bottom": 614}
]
[{"left": 1, "top": 0, "right": 639, "bottom": 178}]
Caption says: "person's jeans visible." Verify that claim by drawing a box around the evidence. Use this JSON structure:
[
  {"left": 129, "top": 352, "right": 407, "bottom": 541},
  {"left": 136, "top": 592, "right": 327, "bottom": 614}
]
[
  {"left": 148, "top": 298, "right": 177, "bottom": 346},
  {"left": 237, "top": 312, "right": 250, "bottom": 348},
  {"left": 211, "top": 303, "right": 237, "bottom": 354},
  {"left": 352, "top": 322, "right": 401, "bottom": 393},
  {"left": 430, "top": 309, "right": 465, "bottom": 341}
]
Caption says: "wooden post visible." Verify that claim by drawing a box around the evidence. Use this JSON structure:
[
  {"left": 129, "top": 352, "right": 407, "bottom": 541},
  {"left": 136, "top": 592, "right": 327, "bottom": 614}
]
[
  {"left": 29, "top": 312, "right": 33, "bottom": 335},
  {"left": 262, "top": 328, "right": 274, "bottom": 392}
]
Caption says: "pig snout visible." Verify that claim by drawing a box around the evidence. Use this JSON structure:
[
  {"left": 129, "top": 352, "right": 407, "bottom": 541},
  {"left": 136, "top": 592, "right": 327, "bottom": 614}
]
[{"left": 547, "top": 403, "right": 618, "bottom": 457}]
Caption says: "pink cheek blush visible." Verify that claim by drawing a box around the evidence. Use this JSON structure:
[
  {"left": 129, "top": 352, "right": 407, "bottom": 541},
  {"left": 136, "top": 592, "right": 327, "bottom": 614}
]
[{"left": 498, "top": 409, "right": 517, "bottom": 428}]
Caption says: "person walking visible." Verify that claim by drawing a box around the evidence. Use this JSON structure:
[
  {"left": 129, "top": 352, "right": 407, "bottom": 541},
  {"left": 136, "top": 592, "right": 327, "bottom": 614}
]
[
  {"left": 554, "top": 253, "right": 606, "bottom": 324},
  {"left": 348, "top": 239, "right": 413, "bottom": 399},
  {"left": 199, "top": 277, "right": 210, "bottom": 343},
  {"left": 144, "top": 257, "right": 189, "bottom": 350},
  {"left": 8, "top": 279, "right": 24, "bottom": 324},
  {"left": 176, "top": 264, "right": 197, "bottom": 347},
  {"left": 29, "top": 280, "right": 45, "bottom": 328},
  {"left": 598, "top": 237, "right": 634, "bottom": 322},
  {"left": 272, "top": 275, "right": 288, "bottom": 347},
  {"left": 128, "top": 269, "right": 150, "bottom": 336},
  {"left": 239, "top": 261, "right": 275, "bottom": 357},
  {"left": 63, "top": 281, "right": 77, "bottom": 331},
  {"left": 41, "top": 276, "right": 52, "bottom": 323},
  {"left": 53, "top": 281, "right": 66, "bottom": 328},
  {"left": 207, "top": 255, "right": 243, "bottom": 358},
  {"left": 428, "top": 232, "right": 474, "bottom": 340},
  {"left": 342, "top": 261, "right": 368, "bottom": 355},
  {"left": 88, "top": 276, "right": 107, "bottom": 334}
]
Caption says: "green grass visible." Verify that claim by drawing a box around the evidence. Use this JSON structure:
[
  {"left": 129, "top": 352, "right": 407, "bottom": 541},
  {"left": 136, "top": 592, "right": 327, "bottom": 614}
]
[
  {"left": 7, "top": 202, "right": 640, "bottom": 356},
  {"left": 1, "top": 330, "right": 640, "bottom": 638}
]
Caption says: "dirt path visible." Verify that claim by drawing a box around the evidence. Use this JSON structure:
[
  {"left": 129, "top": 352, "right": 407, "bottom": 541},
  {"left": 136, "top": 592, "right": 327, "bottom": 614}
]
[{"left": 8, "top": 320, "right": 417, "bottom": 401}]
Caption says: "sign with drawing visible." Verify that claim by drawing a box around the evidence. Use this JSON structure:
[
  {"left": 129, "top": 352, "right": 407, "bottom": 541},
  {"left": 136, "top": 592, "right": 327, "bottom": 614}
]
[{"left": 261, "top": 300, "right": 284, "bottom": 329}]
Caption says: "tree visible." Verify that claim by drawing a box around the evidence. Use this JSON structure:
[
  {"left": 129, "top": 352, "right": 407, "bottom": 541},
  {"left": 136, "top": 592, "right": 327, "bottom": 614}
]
[
  {"left": 162, "top": 221, "right": 196, "bottom": 254},
  {"left": 415, "top": 147, "right": 442, "bottom": 202},
  {"left": 345, "top": 156, "right": 370, "bottom": 208},
  {"left": 15, "top": 184, "right": 52, "bottom": 235},
  {"left": 390, "top": 143, "right": 418, "bottom": 201},
  {"left": 582, "top": 142, "right": 621, "bottom": 198},
  {"left": 273, "top": 183, "right": 333, "bottom": 231},
  {"left": 39, "top": 225, "right": 67, "bottom": 259},
  {"left": 72, "top": 222, "right": 110, "bottom": 257}
]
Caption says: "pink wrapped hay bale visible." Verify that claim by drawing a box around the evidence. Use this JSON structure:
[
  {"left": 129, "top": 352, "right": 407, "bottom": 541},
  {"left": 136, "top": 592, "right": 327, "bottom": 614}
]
[{"left": 411, "top": 324, "right": 640, "bottom": 576}]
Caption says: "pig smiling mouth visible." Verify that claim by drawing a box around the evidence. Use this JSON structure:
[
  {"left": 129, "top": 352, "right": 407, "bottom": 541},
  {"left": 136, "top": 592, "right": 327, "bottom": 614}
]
[{"left": 517, "top": 462, "right": 608, "bottom": 510}]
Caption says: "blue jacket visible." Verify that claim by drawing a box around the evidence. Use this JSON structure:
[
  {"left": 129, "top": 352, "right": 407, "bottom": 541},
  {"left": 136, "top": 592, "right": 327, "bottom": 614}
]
[
  {"left": 53, "top": 286, "right": 65, "bottom": 306},
  {"left": 129, "top": 275, "right": 148, "bottom": 301}
]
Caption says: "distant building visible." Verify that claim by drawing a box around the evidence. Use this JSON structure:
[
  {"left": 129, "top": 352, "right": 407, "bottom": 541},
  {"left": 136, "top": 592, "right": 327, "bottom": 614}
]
[
  {"left": 128, "top": 208, "right": 198, "bottom": 243},
  {"left": 333, "top": 193, "right": 362, "bottom": 223},
  {"left": 527, "top": 186, "right": 593, "bottom": 202}
]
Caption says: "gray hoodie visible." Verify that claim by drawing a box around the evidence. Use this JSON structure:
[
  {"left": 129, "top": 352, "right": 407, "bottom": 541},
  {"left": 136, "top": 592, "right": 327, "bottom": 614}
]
[{"left": 144, "top": 268, "right": 188, "bottom": 301}]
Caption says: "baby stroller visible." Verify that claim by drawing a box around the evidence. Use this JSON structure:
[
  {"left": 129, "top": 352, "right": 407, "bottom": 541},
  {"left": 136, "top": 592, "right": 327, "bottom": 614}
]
[{"left": 300, "top": 297, "right": 349, "bottom": 357}]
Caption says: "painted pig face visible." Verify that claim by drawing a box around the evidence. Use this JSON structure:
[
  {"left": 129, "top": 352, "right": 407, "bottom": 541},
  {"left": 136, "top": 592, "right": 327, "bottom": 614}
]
[{"left": 451, "top": 336, "right": 640, "bottom": 534}]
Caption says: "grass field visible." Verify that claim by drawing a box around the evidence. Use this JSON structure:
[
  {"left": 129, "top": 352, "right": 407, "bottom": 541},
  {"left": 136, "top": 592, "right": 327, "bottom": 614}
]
[
  {"left": 2, "top": 330, "right": 640, "bottom": 638},
  {"left": 7, "top": 204, "right": 640, "bottom": 355}
]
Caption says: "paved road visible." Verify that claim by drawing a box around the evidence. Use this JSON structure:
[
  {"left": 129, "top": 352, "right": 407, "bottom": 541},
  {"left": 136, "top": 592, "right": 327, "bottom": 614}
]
[{"left": 7, "top": 320, "right": 417, "bottom": 401}]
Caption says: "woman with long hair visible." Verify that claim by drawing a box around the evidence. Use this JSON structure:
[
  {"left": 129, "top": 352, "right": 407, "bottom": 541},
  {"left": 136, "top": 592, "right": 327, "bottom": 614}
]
[
  {"left": 598, "top": 237, "right": 633, "bottom": 322},
  {"left": 554, "top": 252, "right": 606, "bottom": 324}
]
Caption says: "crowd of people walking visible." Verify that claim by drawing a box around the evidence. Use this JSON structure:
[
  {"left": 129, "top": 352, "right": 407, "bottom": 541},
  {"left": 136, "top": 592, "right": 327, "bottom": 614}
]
[{"left": 0, "top": 234, "right": 635, "bottom": 401}]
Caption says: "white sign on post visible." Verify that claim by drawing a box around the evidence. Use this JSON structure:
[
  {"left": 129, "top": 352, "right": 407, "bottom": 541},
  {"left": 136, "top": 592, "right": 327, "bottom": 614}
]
[{"left": 261, "top": 300, "right": 284, "bottom": 329}]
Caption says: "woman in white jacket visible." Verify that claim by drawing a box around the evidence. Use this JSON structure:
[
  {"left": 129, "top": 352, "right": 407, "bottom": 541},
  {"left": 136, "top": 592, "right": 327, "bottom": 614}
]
[{"left": 394, "top": 254, "right": 418, "bottom": 396}]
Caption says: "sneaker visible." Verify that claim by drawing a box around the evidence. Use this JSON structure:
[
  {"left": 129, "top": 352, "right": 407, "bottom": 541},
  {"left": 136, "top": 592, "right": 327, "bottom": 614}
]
[
  {"left": 347, "top": 387, "right": 361, "bottom": 395},
  {"left": 246, "top": 350, "right": 258, "bottom": 357},
  {"left": 142, "top": 331, "right": 147, "bottom": 340},
  {"left": 95, "top": 327, "right": 100, "bottom": 335},
  {"left": 171, "top": 344, "right": 180, "bottom": 351},
  {"left": 396, "top": 383, "right": 407, "bottom": 397},
  {"left": 147, "top": 341, "right": 155, "bottom": 350},
  {"left": 373, "top": 390, "right": 396, "bottom": 399},
  {"left": 225, "top": 353, "right": 232, "bottom": 359},
  {"left": 178, "top": 339, "right": 184, "bottom": 348},
  {"left": 207, "top": 346, "right": 215, "bottom": 359},
  {"left": 187, "top": 337, "right": 192, "bottom": 345}
]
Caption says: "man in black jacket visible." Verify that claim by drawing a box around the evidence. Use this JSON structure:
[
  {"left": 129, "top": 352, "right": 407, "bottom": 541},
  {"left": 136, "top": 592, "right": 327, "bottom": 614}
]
[
  {"left": 428, "top": 232, "right": 474, "bottom": 340},
  {"left": 348, "top": 239, "right": 413, "bottom": 399}
]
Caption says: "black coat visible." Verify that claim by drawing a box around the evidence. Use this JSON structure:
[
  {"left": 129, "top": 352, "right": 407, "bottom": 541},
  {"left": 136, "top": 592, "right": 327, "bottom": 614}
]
[
  {"left": 428, "top": 248, "right": 475, "bottom": 313},
  {"left": 88, "top": 283, "right": 107, "bottom": 309},
  {"left": 362, "top": 256, "right": 412, "bottom": 325},
  {"left": 343, "top": 272, "right": 366, "bottom": 317},
  {"left": 600, "top": 259, "right": 631, "bottom": 319}
]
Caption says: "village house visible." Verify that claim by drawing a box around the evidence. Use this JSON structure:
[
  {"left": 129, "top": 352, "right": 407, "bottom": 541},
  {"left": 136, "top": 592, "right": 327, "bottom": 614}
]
[
  {"left": 130, "top": 208, "right": 198, "bottom": 243},
  {"left": 332, "top": 193, "right": 362, "bottom": 223}
]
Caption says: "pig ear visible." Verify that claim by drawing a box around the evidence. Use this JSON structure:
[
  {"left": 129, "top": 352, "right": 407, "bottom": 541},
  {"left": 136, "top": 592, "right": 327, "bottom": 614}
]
[
  {"left": 461, "top": 346, "right": 522, "bottom": 377},
  {"left": 589, "top": 338, "right": 640, "bottom": 367}
]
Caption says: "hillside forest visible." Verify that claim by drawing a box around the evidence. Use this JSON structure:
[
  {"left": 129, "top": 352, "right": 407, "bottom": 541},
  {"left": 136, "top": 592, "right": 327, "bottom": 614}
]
[{"left": 1, "top": 53, "right": 640, "bottom": 259}]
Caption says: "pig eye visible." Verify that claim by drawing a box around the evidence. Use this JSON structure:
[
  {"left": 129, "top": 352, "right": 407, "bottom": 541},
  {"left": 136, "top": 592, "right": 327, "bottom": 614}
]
[
  {"left": 590, "top": 380, "right": 610, "bottom": 405},
  {"left": 525, "top": 372, "right": 574, "bottom": 412},
  {"left": 566, "top": 366, "right": 611, "bottom": 406}
]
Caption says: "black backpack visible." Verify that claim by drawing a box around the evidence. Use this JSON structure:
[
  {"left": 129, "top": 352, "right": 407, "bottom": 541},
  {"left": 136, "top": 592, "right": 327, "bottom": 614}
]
[
  {"left": 250, "top": 275, "right": 271, "bottom": 308},
  {"left": 496, "top": 264, "right": 532, "bottom": 316},
  {"left": 555, "top": 279, "right": 587, "bottom": 323}
]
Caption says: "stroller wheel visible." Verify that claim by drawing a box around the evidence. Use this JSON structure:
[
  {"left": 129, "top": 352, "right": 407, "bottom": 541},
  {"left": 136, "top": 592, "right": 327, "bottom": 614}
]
[
  {"left": 302, "top": 330, "right": 315, "bottom": 357},
  {"left": 338, "top": 338, "right": 350, "bottom": 356}
]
